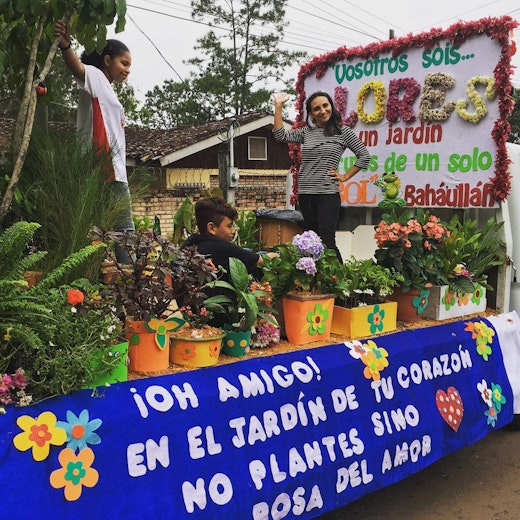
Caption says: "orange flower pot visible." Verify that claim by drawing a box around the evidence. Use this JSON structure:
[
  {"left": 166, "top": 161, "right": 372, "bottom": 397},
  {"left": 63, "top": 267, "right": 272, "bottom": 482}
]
[
  {"left": 282, "top": 293, "right": 335, "bottom": 345},
  {"left": 125, "top": 319, "right": 170, "bottom": 372}
]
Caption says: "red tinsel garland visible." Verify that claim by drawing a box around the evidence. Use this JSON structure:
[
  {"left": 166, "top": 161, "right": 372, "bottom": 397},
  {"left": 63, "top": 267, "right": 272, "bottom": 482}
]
[{"left": 289, "top": 16, "right": 518, "bottom": 204}]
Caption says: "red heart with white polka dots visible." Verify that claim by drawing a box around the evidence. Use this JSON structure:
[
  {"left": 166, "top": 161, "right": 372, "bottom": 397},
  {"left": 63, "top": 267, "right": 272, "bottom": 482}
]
[{"left": 435, "top": 387, "right": 464, "bottom": 432}]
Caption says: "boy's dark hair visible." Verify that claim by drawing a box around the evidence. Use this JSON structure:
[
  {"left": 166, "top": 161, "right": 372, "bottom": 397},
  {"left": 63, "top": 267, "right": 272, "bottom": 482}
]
[
  {"left": 195, "top": 197, "right": 237, "bottom": 233},
  {"left": 81, "top": 39, "right": 129, "bottom": 69}
]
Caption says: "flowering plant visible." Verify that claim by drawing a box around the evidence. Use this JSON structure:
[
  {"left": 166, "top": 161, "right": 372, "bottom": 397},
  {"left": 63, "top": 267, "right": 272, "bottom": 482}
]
[
  {"left": 374, "top": 208, "right": 450, "bottom": 291},
  {"left": 260, "top": 230, "right": 349, "bottom": 301},
  {"left": 438, "top": 215, "right": 505, "bottom": 293},
  {"left": 251, "top": 316, "right": 281, "bottom": 348},
  {"left": 0, "top": 369, "right": 32, "bottom": 413},
  {"left": 335, "top": 257, "right": 404, "bottom": 308}
]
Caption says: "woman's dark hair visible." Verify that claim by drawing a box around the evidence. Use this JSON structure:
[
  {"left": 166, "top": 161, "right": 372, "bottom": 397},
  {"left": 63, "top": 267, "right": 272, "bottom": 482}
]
[
  {"left": 305, "top": 91, "right": 343, "bottom": 136},
  {"left": 195, "top": 197, "right": 238, "bottom": 233},
  {"left": 81, "top": 39, "right": 129, "bottom": 69}
]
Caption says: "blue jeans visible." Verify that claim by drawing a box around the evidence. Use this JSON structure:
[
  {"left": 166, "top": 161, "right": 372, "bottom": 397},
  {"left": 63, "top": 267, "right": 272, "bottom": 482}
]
[{"left": 298, "top": 193, "right": 342, "bottom": 262}]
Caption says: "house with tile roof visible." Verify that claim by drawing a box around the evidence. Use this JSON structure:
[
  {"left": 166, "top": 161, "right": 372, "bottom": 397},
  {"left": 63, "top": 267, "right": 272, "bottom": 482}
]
[{"left": 0, "top": 112, "right": 294, "bottom": 237}]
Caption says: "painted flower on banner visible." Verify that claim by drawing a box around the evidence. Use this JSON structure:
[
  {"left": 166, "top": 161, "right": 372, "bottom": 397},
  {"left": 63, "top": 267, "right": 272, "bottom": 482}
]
[
  {"left": 13, "top": 408, "right": 102, "bottom": 501},
  {"left": 345, "top": 340, "right": 369, "bottom": 359},
  {"left": 477, "top": 379, "right": 493, "bottom": 408},
  {"left": 56, "top": 409, "right": 102, "bottom": 452},
  {"left": 50, "top": 447, "right": 99, "bottom": 501},
  {"left": 491, "top": 382, "right": 506, "bottom": 412},
  {"left": 477, "top": 379, "right": 506, "bottom": 428},
  {"left": 13, "top": 411, "right": 66, "bottom": 461},
  {"left": 465, "top": 320, "right": 495, "bottom": 361},
  {"left": 359, "top": 339, "right": 389, "bottom": 381}
]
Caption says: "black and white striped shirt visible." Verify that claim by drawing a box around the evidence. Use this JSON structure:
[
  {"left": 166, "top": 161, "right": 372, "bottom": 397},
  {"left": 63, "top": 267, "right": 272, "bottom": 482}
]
[{"left": 273, "top": 125, "right": 371, "bottom": 195}]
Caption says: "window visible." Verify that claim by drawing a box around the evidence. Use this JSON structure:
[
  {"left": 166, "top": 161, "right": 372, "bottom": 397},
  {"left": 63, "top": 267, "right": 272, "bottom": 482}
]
[{"left": 248, "top": 136, "right": 267, "bottom": 160}]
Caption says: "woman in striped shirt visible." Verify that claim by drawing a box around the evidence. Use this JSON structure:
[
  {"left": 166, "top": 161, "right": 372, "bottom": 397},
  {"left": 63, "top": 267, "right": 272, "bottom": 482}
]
[{"left": 272, "top": 91, "right": 371, "bottom": 261}]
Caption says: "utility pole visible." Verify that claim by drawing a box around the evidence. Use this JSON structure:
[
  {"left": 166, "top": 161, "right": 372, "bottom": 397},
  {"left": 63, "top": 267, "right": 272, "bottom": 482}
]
[{"left": 226, "top": 120, "right": 239, "bottom": 206}]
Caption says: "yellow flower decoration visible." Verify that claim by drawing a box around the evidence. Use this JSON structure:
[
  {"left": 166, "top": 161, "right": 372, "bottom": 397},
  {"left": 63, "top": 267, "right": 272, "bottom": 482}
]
[
  {"left": 356, "top": 81, "right": 386, "bottom": 124},
  {"left": 13, "top": 411, "right": 67, "bottom": 461},
  {"left": 145, "top": 316, "right": 186, "bottom": 350},
  {"left": 464, "top": 320, "right": 495, "bottom": 361},
  {"left": 366, "top": 339, "right": 389, "bottom": 371},
  {"left": 455, "top": 76, "right": 495, "bottom": 124},
  {"left": 50, "top": 447, "right": 99, "bottom": 501},
  {"left": 305, "top": 303, "right": 330, "bottom": 336}
]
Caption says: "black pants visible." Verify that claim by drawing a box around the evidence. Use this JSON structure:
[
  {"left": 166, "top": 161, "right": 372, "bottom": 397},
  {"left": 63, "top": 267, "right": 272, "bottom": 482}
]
[{"left": 298, "top": 193, "right": 342, "bottom": 262}]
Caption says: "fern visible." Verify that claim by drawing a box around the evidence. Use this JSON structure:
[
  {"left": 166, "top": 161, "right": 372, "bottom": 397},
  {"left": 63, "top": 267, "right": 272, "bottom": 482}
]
[
  {"left": 30, "top": 243, "right": 106, "bottom": 293},
  {"left": 0, "top": 221, "right": 42, "bottom": 279}
]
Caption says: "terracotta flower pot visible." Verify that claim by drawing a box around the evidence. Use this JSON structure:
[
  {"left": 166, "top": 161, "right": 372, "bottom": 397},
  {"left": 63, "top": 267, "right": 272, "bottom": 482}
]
[
  {"left": 125, "top": 319, "right": 176, "bottom": 373},
  {"left": 388, "top": 286, "right": 431, "bottom": 322}
]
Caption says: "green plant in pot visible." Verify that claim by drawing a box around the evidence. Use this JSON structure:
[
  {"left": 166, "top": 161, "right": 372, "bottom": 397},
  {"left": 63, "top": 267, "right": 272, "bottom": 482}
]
[
  {"left": 439, "top": 215, "right": 505, "bottom": 293},
  {"left": 260, "top": 230, "right": 348, "bottom": 344},
  {"left": 374, "top": 208, "right": 451, "bottom": 321},
  {"left": 374, "top": 208, "right": 451, "bottom": 292},
  {"left": 204, "top": 258, "right": 277, "bottom": 356},
  {"left": 91, "top": 226, "right": 197, "bottom": 372},
  {"left": 0, "top": 221, "right": 125, "bottom": 404},
  {"left": 260, "top": 230, "right": 350, "bottom": 302},
  {"left": 335, "top": 257, "right": 404, "bottom": 308}
]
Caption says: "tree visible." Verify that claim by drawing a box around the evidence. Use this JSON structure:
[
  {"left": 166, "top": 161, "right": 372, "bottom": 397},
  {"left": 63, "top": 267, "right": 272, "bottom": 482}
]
[
  {"left": 0, "top": 0, "right": 127, "bottom": 227},
  {"left": 139, "top": 79, "right": 217, "bottom": 129},
  {"left": 178, "top": 0, "right": 306, "bottom": 121},
  {"left": 509, "top": 87, "right": 520, "bottom": 144},
  {"left": 114, "top": 81, "right": 142, "bottom": 127}
]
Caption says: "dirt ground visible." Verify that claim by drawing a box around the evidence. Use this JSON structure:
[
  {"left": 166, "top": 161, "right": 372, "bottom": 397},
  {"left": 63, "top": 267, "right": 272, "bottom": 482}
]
[{"left": 317, "top": 421, "right": 520, "bottom": 520}]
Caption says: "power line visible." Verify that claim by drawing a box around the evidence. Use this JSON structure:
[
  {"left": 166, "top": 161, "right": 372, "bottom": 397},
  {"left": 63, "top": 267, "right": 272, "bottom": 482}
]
[{"left": 127, "top": 12, "right": 187, "bottom": 84}]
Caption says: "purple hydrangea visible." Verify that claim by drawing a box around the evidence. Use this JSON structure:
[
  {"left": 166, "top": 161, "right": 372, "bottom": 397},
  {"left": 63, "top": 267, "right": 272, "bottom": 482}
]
[
  {"left": 292, "top": 230, "right": 324, "bottom": 259},
  {"left": 296, "top": 256, "right": 317, "bottom": 275}
]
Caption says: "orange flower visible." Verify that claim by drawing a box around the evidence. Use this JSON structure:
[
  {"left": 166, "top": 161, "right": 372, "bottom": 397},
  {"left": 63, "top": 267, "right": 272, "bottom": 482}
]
[
  {"left": 67, "top": 289, "right": 84, "bottom": 306},
  {"left": 50, "top": 447, "right": 99, "bottom": 501}
]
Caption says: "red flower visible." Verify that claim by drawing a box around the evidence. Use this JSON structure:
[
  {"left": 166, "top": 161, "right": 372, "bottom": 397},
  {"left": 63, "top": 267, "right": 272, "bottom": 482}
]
[{"left": 67, "top": 289, "right": 84, "bottom": 306}]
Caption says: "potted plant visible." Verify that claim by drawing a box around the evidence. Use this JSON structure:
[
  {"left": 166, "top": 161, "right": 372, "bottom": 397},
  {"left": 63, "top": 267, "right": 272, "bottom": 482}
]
[
  {"left": 166, "top": 245, "right": 228, "bottom": 368},
  {"left": 0, "top": 221, "right": 125, "bottom": 406},
  {"left": 261, "top": 230, "right": 348, "bottom": 344},
  {"left": 374, "top": 208, "right": 450, "bottom": 322},
  {"left": 91, "top": 226, "right": 191, "bottom": 373},
  {"left": 331, "top": 257, "right": 403, "bottom": 338},
  {"left": 422, "top": 215, "right": 505, "bottom": 320},
  {"left": 204, "top": 258, "right": 278, "bottom": 357}
]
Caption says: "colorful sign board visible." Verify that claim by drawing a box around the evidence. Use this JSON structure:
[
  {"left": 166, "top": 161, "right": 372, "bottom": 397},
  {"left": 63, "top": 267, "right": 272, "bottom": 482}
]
[{"left": 293, "top": 17, "right": 518, "bottom": 208}]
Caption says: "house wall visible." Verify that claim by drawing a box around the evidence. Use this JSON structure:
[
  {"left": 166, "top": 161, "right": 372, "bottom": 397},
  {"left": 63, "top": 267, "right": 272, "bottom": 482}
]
[
  {"left": 131, "top": 169, "right": 289, "bottom": 238},
  {"left": 128, "top": 122, "right": 293, "bottom": 238}
]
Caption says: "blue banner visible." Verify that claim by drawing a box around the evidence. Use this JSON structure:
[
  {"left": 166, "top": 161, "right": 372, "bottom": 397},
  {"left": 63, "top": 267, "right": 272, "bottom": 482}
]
[{"left": 0, "top": 317, "right": 514, "bottom": 519}]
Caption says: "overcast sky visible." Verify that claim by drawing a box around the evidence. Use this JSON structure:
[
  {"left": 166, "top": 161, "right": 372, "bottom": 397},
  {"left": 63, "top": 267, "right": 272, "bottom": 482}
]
[{"left": 108, "top": 0, "right": 519, "bottom": 103}]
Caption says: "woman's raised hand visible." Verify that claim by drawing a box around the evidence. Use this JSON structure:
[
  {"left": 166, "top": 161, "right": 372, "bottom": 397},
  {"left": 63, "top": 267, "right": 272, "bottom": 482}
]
[{"left": 271, "top": 92, "right": 290, "bottom": 105}]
